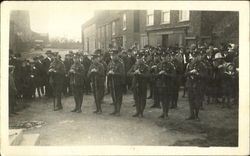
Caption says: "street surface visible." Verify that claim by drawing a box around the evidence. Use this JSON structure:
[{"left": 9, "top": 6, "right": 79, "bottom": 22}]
[
  {"left": 9, "top": 90, "right": 238, "bottom": 146},
  {"left": 9, "top": 49, "right": 238, "bottom": 146}
]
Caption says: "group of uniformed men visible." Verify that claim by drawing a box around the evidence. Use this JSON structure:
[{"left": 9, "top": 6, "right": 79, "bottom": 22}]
[{"left": 9, "top": 42, "right": 239, "bottom": 120}]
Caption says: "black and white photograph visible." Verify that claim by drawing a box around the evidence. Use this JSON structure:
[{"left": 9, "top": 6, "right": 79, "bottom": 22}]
[{"left": 1, "top": 1, "right": 249, "bottom": 155}]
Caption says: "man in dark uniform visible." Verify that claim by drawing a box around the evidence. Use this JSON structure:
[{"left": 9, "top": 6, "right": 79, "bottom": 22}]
[
  {"left": 48, "top": 53, "right": 66, "bottom": 111},
  {"left": 128, "top": 54, "right": 150, "bottom": 117},
  {"left": 81, "top": 52, "right": 92, "bottom": 95},
  {"left": 148, "top": 52, "right": 161, "bottom": 103},
  {"left": 63, "top": 54, "right": 73, "bottom": 96},
  {"left": 33, "top": 56, "right": 45, "bottom": 98},
  {"left": 13, "top": 53, "right": 23, "bottom": 99},
  {"left": 107, "top": 49, "right": 125, "bottom": 116},
  {"left": 88, "top": 50, "right": 106, "bottom": 114},
  {"left": 44, "top": 50, "right": 54, "bottom": 97},
  {"left": 126, "top": 49, "right": 136, "bottom": 90},
  {"left": 69, "top": 53, "right": 86, "bottom": 113},
  {"left": 9, "top": 65, "right": 18, "bottom": 115},
  {"left": 171, "top": 49, "right": 184, "bottom": 109},
  {"left": 156, "top": 53, "right": 176, "bottom": 119},
  {"left": 185, "top": 51, "right": 207, "bottom": 121},
  {"left": 150, "top": 52, "right": 162, "bottom": 108}
]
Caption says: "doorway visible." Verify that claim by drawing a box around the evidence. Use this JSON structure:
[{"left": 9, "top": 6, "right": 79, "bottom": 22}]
[{"left": 162, "top": 35, "right": 169, "bottom": 48}]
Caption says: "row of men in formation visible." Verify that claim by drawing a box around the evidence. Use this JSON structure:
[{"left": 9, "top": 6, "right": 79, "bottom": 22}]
[{"left": 9, "top": 43, "right": 239, "bottom": 120}]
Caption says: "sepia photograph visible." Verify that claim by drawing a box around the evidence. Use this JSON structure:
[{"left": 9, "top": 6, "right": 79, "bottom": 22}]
[{"left": 1, "top": 1, "right": 249, "bottom": 155}]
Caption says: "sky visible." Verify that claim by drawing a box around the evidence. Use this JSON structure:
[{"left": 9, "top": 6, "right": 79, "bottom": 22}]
[{"left": 27, "top": 6, "right": 94, "bottom": 42}]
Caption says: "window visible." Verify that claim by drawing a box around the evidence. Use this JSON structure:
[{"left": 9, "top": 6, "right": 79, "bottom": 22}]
[
  {"left": 179, "top": 10, "right": 190, "bottom": 21},
  {"left": 146, "top": 10, "right": 154, "bottom": 26},
  {"left": 161, "top": 10, "right": 170, "bottom": 24},
  {"left": 123, "top": 13, "right": 127, "bottom": 30},
  {"left": 112, "top": 21, "right": 116, "bottom": 36}
]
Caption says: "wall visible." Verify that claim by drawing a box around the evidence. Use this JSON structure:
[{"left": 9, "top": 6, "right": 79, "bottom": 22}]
[
  {"left": 83, "top": 24, "right": 96, "bottom": 53},
  {"left": 9, "top": 10, "right": 33, "bottom": 53}
]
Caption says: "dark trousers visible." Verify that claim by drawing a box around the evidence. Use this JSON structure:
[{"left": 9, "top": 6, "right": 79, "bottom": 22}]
[
  {"left": 148, "top": 81, "right": 154, "bottom": 98},
  {"left": 153, "top": 87, "right": 160, "bottom": 106},
  {"left": 188, "top": 87, "right": 203, "bottom": 119},
  {"left": 45, "top": 76, "right": 53, "bottom": 97},
  {"left": 51, "top": 83, "right": 63, "bottom": 109},
  {"left": 110, "top": 84, "right": 123, "bottom": 114},
  {"left": 84, "top": 78, "right": 91, "bottom": 94},
  {"left": 71, "top": 85, "right": 84, "bottom": 111},
  {"left": 133, "top": 86, "right": 147, "bottom": 116},
  {"left": 9, "top": 94, "right": 16, "bottom": 114},
  {"left": 63, "top": 77, "right": 71, "bottom": 96},
  {"left": 93, "top": 84, "right": 104, "bottom": 112},
  {"left": 159, "top": 88, "right": 171, "bottom": 118},
  {"left": 171, "top": 76, "right": 181, "bottom": 108}
]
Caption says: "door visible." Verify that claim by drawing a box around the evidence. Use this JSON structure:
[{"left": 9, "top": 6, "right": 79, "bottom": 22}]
[{"left": 162, "top": 35, "right": 169, "bottom": 48}]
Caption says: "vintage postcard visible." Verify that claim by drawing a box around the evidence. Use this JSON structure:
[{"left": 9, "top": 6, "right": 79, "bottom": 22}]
[{"left": 1, "top": 1, "right": 249, "bottom": 155}]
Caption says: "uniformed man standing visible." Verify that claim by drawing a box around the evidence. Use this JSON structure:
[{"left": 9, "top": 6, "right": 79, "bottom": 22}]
[
  {"left": 48, "top": 53, "right": 66, "bottom": 111},
  {"left": 63, "top": 54, "right": 74, "bottom": 96},
  {"left": 107, "top": 50, "right": 125, "bottom": 116},
  {"left": 185, "top": 51, "right": 207, "bottom": 120},
  {"left": 44, "top": 50, "right": 54, "bottom": 98},
  {"left": 69, "top": 53, "right": 86, "bottom": 113},
  {"left": 156, "top": 53, "right": 176, "bottom": 119},
  {"left": 9, "top": 65, "right": 18, "bottom": 115},
  {"left": 88, "top": 50, "right": 106, "bottom": 114},
  {"left": 128, "top": 54, "right": 150, "bottom": 117}
]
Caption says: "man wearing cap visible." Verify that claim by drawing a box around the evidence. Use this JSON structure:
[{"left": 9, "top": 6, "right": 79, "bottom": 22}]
[
  {"left": 33, "top": 56, "right": 45, "bottom": 98},
  {"left": 171, "top": 49, "right": 184, "bottom": 109},
  {"left": 155, "top": 53, "right": 176, "bottom": 119},
  {"left": 185, "top": 51, "right": 207, "bottom": 121},
  {"left": 201, "top": 49, "right": 215, "bottom": 105},
  {"left": 63, "top": 54, "right": 74, "bottom": 96},
  {"left": 128, "top": 54, "right": 150, "bottom": 117},
  {"left": 107, "top": 49, "right": 125, "bottom": 116},
  {"left": 69, "top": 53, "right": 86, "bottom": 113},
  {"left": 44, "top": 50, "right": 54, "bottom": 97},
  {"left": 88, "top": 50, "right": 105, "bottom": 114},
  {"left": 148, "top": 52, "right": 161, "bottom": 102},
  {"left": 48, "top": 53, "right": 66, "bottom": 111},
  {"left": 81, "top": 52, "right": 92, "bottom": 95}
]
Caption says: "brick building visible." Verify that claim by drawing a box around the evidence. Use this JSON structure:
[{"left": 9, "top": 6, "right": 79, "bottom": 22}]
[
  {"left": 82, "top": 10, "right": 239, "bottom": 52},
  {"left": 82, "top": 10, "right": 141, "bottom": 53},
  {"left": 139, "top": 10, "right": 238, "bottom": 48}
]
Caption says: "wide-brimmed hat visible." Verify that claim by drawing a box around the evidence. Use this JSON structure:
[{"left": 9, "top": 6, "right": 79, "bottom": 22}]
[
  {"left": 45, "top": 50, "right": 52, "bottom": 55},
  {"left": 214, "top": 52, "right": 224, "bottom": 60}
]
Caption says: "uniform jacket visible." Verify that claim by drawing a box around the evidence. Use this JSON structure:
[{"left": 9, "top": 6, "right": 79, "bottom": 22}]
[
  {"left": 154, "top": 61, "right": 176, "bottom": 89},
  {"left": 69, "top": 62, "right": 86, "bottom": 86},
  {"left": 49, "top": 59, "right": 66, "bottom": 85},
  {"left": 128, "top": 61, "right": 150, "bottom": 90},
  {"left": 9, "top": 72, "right": 17, "bottom": 96},
  {"left": 43, "top": 57, "right": 53, "bottom": 72},
  {"left": 88, "top": 62, "right": 105, "bottom": 87},
  {"left": 185, "top": 59, "right": 207, "bottom": 89},
  {"left": 107, "top": 59, "right": 125, "bottom": 86}
]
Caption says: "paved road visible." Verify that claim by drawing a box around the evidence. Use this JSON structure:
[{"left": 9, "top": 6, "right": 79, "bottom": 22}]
[{"left": 9, "top": 90, "right": 238, "bottom": 146}]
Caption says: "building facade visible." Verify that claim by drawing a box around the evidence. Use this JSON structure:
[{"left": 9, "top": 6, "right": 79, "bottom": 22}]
[
  {"left": 82, "top": 10, "right": 239, "bottom": 53},
  {"left": 9, "top": 10, "right": 51, "bottom": 53}
]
